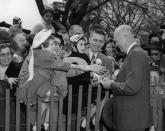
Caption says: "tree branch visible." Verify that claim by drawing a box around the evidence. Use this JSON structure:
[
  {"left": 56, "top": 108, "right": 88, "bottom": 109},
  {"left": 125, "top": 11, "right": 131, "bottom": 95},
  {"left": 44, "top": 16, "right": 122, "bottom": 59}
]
[
  {"left": 35, "top": 0, "right": 45, "bottom": 16},
  {"left": 85, "top": 0, "right": 111, "bottom": 14},
  {"left": 62, "top": 0, "right": 74, "bottom": 25}
]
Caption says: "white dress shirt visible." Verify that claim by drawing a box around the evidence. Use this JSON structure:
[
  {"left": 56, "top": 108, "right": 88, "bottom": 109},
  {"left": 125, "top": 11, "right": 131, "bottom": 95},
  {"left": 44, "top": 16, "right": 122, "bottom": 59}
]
[{"left": 89, "top": 49, "right": 98, "bottom": 61}]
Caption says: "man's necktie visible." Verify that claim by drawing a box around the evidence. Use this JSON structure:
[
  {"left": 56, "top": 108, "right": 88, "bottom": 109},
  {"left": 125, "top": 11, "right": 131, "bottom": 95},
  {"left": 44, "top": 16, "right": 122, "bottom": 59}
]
[{"left": 91, "top": 53, "right": 96, "bottom": 64}]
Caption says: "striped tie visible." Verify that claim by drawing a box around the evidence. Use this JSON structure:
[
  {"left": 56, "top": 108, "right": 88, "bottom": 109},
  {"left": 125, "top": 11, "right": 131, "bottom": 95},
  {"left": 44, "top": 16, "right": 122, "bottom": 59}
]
[{"left": 91, "top": 53, "right": 96, "bottom": 64}]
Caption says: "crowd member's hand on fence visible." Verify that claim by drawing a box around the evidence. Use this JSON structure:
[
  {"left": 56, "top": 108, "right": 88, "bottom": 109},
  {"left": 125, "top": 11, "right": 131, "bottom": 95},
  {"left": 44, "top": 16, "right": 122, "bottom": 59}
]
[
  {"left": 101, "top": 78, "right": 114, "bottom": 89},
  {"left": 7, "top": 77, "right": 19, "bottom": 89}
]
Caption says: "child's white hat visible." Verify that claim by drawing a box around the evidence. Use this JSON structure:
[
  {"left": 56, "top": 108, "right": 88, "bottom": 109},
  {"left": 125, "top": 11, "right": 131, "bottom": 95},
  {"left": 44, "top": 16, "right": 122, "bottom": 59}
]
[
  {"left": 32, "top": 29, "right": 52, "bottom": 48},
  {"left": 27, "top": 29, "right": 52, "bottom": 82}
]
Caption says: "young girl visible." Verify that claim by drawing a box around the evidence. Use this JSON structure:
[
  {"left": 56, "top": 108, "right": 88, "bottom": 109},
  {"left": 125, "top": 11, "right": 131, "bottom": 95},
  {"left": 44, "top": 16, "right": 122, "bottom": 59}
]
[
  {"left": 17, "top": 29, "right": 106, "bottom": 131},
  {"left": 63, "top": 33, "right": 91, "bottom": 115}
]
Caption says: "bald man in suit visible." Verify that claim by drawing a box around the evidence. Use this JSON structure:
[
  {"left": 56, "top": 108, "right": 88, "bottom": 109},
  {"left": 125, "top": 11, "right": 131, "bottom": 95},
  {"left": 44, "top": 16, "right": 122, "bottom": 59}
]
[{"left": 101, "top": 25, "right": 153, "bottom": 131}]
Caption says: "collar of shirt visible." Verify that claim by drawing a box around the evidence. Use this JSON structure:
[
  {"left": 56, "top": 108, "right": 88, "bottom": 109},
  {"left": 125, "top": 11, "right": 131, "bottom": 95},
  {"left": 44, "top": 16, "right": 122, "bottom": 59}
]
[
  {"left": 89, "top": 49, "right": 98, "bottom": 60},
  {"left": 127, "top": 42, "right": 138, "bottom": 54},
  {"left": 13, "top": 53, "right": 19, "bottom": 58}
]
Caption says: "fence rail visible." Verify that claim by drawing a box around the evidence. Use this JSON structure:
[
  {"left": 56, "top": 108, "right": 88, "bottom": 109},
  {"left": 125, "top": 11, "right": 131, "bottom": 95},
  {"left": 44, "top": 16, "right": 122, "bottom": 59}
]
[
  {"left": 1, "top": 83, "right": 165, "bottom": 131},
  {"left": 1, "top": 84, "right": 111, "bottom": 131}
]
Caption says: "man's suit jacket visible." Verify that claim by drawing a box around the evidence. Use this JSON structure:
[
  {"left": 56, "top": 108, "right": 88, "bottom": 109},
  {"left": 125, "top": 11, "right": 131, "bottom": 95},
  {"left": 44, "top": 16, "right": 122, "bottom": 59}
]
[
  {"left": 84, "top": 49, "right": 113, "bottom": 75},
  {"left": 104, "top": 44, "right": 153, "bottom": 130}
]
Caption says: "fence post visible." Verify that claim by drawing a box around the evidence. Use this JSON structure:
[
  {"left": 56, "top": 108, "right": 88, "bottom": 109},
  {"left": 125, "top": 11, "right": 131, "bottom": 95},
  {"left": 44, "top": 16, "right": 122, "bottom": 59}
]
[
  {"left": 102, "top": 90, "right": 110, "bottom": 131},
  {"left": 37, "top": 96, "right": 41, "bottom": 131},
  {"left": 67, "top": 85, "right": 72, "bottom": 131},
  {"left": 50, "top": 89, "right": 58, "bottom": 131},
  {"left": 76, "top": 85, "right": 83, "bottom": 131},
  {"left": 94, "top": 85, "right": 102, "bottom": 131},
  {"left": 16, "top": 88, "right": 20, "bottom": 131},
  {"left": 5, "top": 89, "right": 10, "bottom": 131},
  {"left": 26, "top": 88, "right": 31, "bottom": 131},
  {"left": 86, "top": 84, "right": 92, "bottom": 131},
  {"left": 58, "top": 96, "right": 63, "bottom": 131}
]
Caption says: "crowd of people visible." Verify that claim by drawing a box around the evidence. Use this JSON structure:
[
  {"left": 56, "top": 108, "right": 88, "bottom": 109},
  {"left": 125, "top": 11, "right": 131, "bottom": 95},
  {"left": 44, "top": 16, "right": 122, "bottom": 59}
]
[{"left": 0, "top": 8, "right": 165, "bottom": 131}]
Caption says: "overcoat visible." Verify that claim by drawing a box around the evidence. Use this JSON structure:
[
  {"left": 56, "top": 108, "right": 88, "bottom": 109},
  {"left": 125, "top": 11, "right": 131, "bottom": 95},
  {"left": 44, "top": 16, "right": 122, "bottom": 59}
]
[{"left": 102, "top": 45, "right": 153, "bottom": 130}]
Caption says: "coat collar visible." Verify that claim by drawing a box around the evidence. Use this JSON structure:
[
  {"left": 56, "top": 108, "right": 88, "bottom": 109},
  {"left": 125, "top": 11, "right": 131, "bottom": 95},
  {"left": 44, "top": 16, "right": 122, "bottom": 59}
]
[
  {"left": 127, "top": 42, "right": 138, "bottom": 54},
  {"left": 127, "top": 43, "right": 140, "bottom": 55}
]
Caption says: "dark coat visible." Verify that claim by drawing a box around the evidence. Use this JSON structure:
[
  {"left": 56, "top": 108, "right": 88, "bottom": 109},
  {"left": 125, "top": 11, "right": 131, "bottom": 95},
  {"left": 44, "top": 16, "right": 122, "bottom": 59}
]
[
  {"left": 103, "top": 45, "right": 153, "bottom": 130},
  {"left": 84, "top": 49, "right": 114, "bottom": 101}
]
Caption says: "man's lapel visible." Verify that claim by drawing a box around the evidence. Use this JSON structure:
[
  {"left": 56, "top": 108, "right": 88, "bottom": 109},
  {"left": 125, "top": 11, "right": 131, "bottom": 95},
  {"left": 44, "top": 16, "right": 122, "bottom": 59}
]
[
  {"left": 97, "top": 52, "right": 106, "bottom": 64},
  {"left": 96, "top": 52, "right": 102, "bottom": 60}
]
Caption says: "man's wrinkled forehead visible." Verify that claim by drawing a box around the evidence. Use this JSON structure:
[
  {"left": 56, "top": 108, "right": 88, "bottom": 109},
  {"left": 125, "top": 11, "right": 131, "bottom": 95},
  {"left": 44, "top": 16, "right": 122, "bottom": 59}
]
[
  {"left": 90, "top": 31, "right": 105, "bottom": 41},
  {"left": 89, "top": 25, "right": 106, "bottom": 37}
]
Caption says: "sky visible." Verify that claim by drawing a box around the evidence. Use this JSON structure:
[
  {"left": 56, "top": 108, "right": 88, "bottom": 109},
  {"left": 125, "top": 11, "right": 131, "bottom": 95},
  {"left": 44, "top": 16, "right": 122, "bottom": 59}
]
[{"left": 0, "top": 0, "right": 62, "bottom": 30}]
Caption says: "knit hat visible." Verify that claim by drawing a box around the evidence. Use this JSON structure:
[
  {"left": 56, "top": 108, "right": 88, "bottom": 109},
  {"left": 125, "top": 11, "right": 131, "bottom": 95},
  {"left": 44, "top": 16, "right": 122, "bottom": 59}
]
[{"left": 69, "top": 25, "right": 83, "bottom": 37}]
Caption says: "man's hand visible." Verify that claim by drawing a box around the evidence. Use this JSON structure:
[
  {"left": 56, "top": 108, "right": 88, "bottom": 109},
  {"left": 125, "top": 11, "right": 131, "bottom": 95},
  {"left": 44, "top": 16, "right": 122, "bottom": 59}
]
[
  {"left": 72, "top": 64, "right": 107, "bottom": 75},
  {"left": 101, "top": 78, "right": 114, "bottom": 89},
  {"left": 88, "top": 64, "right": 107, "bottom": 75}
]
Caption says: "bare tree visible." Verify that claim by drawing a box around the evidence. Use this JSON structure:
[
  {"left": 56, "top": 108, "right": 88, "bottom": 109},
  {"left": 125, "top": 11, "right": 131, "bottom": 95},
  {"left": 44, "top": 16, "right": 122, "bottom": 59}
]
[
  {"left": 33, "top": 0, "right": 165, "bottom": 42},
  {"left": 86, "top": 0, "right": 146, "bottom": 37}
]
